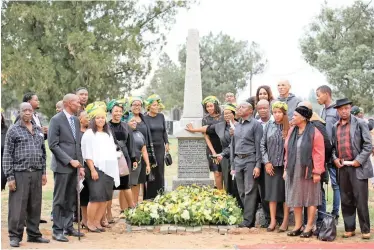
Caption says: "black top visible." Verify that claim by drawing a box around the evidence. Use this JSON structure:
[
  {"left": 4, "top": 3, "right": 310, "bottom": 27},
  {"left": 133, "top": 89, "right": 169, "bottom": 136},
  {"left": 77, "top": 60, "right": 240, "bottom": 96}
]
[
  {"left": 206, "top": 122, "right": 231, "bottom": 149},
  {"left": 202, "top": 115, "right": 223, "bottom": 153},
  {"left": 144, "top": 113, "right": 168, "bottom": 146},
  {"left": 109, "top": 120, "right": 136, "bottom": 163},
  {"left": 133, "top": 130, "right": 146, "bottom": 161},
  {"left": 136, "top": 121, "right": 148, "bottom": 140},
  {"left": 1, "top": 126, "right": 8, "bottom": 157}
]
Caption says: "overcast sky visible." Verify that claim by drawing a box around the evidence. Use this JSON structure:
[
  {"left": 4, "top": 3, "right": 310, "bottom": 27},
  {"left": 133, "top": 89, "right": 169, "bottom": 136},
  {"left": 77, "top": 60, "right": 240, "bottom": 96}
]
[{"left": 132, "top": 0, "right": 357, "bottom": 101}]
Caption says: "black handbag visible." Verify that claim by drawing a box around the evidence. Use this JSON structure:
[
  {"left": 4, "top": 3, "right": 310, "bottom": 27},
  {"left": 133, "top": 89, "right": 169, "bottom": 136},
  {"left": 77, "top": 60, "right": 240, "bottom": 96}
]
[
  {"left": 317, "top": 212, "right": 337, "bottom": 241},
  {"left": 148, "top": 169, "right": 156, "bottom": 182},
  {"left": 165, "top": 152, "right": 172, "bottom": 166}
]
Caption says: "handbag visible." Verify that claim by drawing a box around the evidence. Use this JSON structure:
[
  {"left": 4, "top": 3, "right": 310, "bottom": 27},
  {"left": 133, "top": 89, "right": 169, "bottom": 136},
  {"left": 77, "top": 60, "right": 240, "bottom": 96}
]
[
  {"left": 111, "top": 130, "right": 129, "bottom": 177},
  {"left": 317, "top": 212, "right": 337, "bottom": 241},
  {"left": 165, "top": 152, "right": 173, "bottom": 166},
  {"left": 117, "top": 152, "right": 129, "bottom": 177},
  {"left": 148, "top": 168, "right": 156, "bottom": 182}
]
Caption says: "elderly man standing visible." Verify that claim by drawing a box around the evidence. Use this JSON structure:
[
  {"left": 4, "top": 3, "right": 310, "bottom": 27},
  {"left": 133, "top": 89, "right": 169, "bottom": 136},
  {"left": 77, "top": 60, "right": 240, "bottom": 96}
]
[
  {"left": 3, "top": 103, "right": 50, "bottom": 247},
  {"left": 48, "top": 94, "right": 85, "bottom": 242},
  {"left": 276, "top": 80, "right": 302, "bottom": 120},
  {"left": 332, "top": 98, "right": 373, "bottom": 240},
  {"left": 231, "top": 102, "right": 263, "bottom": 228}
]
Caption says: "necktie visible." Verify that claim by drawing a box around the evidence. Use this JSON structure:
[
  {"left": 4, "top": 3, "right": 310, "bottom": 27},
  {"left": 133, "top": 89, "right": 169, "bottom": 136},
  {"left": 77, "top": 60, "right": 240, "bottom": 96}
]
[{"left": 69, "top": 117, "right": 76, "bottom": 139}]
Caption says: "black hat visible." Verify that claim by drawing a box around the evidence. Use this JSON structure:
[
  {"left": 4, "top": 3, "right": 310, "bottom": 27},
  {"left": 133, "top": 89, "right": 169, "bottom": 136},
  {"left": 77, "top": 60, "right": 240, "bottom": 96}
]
[
  {"left": 295, "top": 106, "right": 313, "bottom": 120},
  {"left": 351, "top": 106, "right": 360, "bottom": 115},
  {"left": 334, "top": 98, "right": 352, "bottom": 109}
]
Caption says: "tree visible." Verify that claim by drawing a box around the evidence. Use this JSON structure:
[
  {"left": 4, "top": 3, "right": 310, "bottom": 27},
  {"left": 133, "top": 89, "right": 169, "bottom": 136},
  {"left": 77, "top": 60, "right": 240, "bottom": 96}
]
[
  {"left": 1, "top": 0, "right": 192, "bottom": 118},
  {"left": 147, "top": 32, "right": 267, "bottom": 109},
  {"left": 300, "top": 0, "right": 374, "bottom": 113}
]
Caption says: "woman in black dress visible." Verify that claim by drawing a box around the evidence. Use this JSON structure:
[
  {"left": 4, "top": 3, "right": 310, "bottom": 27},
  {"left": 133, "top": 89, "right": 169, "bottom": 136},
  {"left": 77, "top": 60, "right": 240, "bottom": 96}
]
[
  {"left": 127, "top": 112, "right": 151, "bottom": 200},
  {"left": 260, "top": 101, "right": 290, "bottom": 232},
  {"left": 1, "top": 112, "right": 8, "bottom": 191},
  {"left": 201, "top": 96, "right": 223, "bottom": 189},
  {"left": 127, "top": 97, "right": 155, "bottom": 203},
  {"left": 107, "top": 100, "right": 137, "bottom": 217},
  {"left": 143, "top": 94, "right": 169, "bottom": 199}
]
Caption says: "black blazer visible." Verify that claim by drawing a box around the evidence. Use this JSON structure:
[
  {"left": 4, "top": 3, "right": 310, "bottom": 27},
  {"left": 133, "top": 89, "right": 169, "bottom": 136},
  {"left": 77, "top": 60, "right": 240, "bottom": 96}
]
[{"left": 48, "top": 111, "right": 82, "bottom": 174}]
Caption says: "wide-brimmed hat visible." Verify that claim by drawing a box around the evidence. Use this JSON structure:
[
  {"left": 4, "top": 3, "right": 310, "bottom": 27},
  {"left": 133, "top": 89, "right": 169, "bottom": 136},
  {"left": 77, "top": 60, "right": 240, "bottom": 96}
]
[{"left": 334, "top": 98, "right": 353, "bottom": 109}]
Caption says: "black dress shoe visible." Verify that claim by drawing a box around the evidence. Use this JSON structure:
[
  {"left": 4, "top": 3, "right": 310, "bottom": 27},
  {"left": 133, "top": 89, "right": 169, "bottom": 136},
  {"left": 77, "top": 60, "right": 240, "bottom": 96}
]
[
  {"left": 52, "top": 234, "right": 69, "bottom": 242},
  {"left": 64, "top": 229, "right": 85, "bottom": 237},
  {"left": 27, "top": 237, "right": 50, "bottom": 243},
  {"left": 39, "top": 219, "right": 47, "bottom": 223},
  {"left": 238, "top": 222, "right": 251, "bottom": 228},
  {"left": 10, "top": 239, "right": 20, "bottom": 247}
]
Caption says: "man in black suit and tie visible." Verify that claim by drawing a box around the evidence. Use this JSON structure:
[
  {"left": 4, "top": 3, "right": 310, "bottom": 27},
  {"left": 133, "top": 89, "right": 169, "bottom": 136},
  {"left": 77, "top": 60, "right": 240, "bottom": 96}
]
[{"left": 48, "top": 93, "right": 85, "bottom": 242}]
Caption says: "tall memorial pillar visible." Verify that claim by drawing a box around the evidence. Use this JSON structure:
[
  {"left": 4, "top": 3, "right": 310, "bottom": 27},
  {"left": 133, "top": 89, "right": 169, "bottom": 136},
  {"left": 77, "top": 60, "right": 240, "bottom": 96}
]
[{"left": 172, "top": 29, "right": 214, "bottom": 190}]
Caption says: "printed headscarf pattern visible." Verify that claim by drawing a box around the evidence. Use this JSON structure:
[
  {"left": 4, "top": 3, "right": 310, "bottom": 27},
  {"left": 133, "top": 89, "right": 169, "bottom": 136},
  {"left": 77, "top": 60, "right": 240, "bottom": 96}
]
[
  {"left": 107, "top": 98, "right": 128, "bottom": 113},
  {"left": 272, "top": 101, "right": 288, "bottom": 112},
  {"left": 223, "top": 103, "right": 237, "bottom": 113},
  {"left": 128, "top": 96, "right": 143, "bottom": 106},
  {"left": 144, "top": 94, "right": 165, "bottom": 110},
  {"left": 202, "top": 96, "right": 220, "bottom": 106},
  {"left": 85, "top": 101, "right": 107, "bottom": 120},
  {"left": 125, "top": 112, "right": 135, "bottom": 122}
]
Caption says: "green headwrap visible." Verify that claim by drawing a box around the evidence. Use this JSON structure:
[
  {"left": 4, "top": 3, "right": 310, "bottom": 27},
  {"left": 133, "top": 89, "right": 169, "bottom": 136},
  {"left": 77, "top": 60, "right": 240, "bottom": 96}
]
[
  {"left": 125, "top": 112, "right": 135, "bottom": 122},
  {"left": 144, "top": 94, "right": 165, "bottom": 110},
  {"left": 202, "top": 96, "right": 220, "bottom": 106},
  {"left": 85, "top": 101, "right": 107, "bottom": 120},
  {"left": 272, "top": 101, "right": 288, "bottom": 112},
  {"left": 128, "top": 96, "right": 143, "bottom": 106},
  {"left": 107, "top": 98, "right": 128, "bottom": 113},
  {"left": 224, "top": 103, "right": 237, "bottom": 113}
]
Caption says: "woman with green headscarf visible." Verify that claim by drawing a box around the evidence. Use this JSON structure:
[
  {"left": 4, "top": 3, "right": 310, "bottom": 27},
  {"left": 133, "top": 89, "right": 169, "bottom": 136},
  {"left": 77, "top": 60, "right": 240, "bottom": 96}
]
[
  {"left": 201, "top": 96, "right": 224, "bottom": 189},
  {"left": 185, "top": 104, "right": 242, "bottom": 206},
  {"left": 106, "top": 99, "right": 136, "bottom": 219},
  {"left": 143, "top": 94, "right": 169, "bottom": 199},
  {"left": 127, "top": 96, "right": 156, "bottom": 203}
]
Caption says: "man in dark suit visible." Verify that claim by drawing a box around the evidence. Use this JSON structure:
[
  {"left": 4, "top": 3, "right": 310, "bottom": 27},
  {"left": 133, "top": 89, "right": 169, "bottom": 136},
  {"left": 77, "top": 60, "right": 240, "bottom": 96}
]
[
  {"left": 48, "top": 93, "right": 85, "bottom": 242},
  {"left": 332, "top": 98, "right": 373, "bottom": 240}
]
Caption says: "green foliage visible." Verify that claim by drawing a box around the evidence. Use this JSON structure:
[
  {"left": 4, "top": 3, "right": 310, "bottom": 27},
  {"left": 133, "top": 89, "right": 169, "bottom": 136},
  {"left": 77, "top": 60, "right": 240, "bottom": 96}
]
[
  {"left": 146, "top": 32, "right": 267, "bottom": 109},
  {"left": 300, "top": 0, "right": 374, "bottom": 113},
  {"left": 1, "top": 0, "right": 192, "bottom": 118},
  {"left": 124, "top": 185, "right": 242, "bottom": 226}
]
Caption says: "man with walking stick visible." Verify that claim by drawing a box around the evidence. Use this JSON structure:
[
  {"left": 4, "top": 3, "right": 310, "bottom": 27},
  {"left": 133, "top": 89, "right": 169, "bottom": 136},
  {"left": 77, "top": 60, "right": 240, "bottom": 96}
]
[{"left": 48, "top": 94, "right": 85, "bottom": 242}]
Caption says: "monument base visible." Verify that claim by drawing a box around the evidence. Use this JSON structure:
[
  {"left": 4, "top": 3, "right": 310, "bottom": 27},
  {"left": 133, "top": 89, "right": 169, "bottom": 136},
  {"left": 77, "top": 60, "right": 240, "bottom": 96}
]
[{"left": 172, "top": 177, "right": 215, "bottom": 190}]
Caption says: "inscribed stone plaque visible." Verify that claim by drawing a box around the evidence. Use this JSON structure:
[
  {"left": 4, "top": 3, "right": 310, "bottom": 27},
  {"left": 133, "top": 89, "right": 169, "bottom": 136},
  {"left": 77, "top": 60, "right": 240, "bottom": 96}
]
[{"left": 178, "top": 139, "right": 209, "bottom": 178}]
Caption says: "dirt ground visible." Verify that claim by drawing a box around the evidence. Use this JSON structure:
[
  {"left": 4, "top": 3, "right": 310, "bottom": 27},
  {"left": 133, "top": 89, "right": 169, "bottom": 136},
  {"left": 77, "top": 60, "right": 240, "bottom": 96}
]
[{"left": 1, "top": 198, "right": 373, "bottom": 249}]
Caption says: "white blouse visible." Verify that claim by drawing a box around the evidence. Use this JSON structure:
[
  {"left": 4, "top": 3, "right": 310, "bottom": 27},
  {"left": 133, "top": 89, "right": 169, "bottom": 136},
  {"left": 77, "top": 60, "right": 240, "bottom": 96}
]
[{"left": 81, "top": 129, "right": 120, "bottom": 187}]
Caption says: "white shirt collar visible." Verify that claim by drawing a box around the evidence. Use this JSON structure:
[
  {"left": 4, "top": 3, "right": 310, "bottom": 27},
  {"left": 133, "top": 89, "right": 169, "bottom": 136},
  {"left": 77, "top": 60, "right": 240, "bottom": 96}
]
[
  {"left": 257, "top": 115, "right": 274, "bottom": 125},
  {"left": 63, "top": 109, "right": 73, "bottom": 120}
]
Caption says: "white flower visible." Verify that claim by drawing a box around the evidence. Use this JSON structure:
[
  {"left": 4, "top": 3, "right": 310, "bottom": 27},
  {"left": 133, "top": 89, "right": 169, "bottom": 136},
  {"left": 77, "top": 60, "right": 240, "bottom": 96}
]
[
  {"left": 203, "top": 209, "right": 211, "bottom": 217},
  {"left": 229, "top": 208, "right": 233, "bottom": 212},
  {"left": 181, "top": 210, "right": 190, "bottom": 220},
  {"left": 150, "top": 212, "right": 159, "bottom": 219},
  {"left": 228, "top": 215, "right": 237, "bottom": 225}
]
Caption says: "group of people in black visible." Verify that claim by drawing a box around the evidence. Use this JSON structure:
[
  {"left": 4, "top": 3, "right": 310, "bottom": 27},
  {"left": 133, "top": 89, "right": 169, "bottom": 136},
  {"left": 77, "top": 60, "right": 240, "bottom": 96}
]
[
  {"left": 1, "top": 89, "right": 169, "bottom": 247},
  {"left": 186, "top": 80, "right": 373, "bottom": 240},
  {"left": 1, "top": 80, "right": 373, "bottom": 248}
]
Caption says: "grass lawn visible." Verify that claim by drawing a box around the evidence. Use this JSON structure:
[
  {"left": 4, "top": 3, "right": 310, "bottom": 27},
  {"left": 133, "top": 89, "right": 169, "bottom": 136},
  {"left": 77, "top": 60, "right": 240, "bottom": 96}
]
[{"left": 1, "top": 137, "right": 374, "bottom": 229}]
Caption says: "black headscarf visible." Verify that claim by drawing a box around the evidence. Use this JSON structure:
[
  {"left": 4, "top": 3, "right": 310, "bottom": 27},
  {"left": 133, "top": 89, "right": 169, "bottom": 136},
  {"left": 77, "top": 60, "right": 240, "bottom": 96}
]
[{"left": 287, "top": 106, "right": 315, "bottom": 181}]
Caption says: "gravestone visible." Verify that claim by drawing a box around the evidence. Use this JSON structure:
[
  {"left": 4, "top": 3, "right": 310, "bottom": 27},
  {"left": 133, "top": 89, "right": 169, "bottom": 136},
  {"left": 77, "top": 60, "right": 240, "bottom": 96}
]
[
  {"left": 172, "top": 29, "right": 214, "bottom": 190},
  {"left": 165, "top": 120, "right": 173, "bottom": 135},
  {"left": 171, "top": 108, "right": 182, "bottom": 121}
]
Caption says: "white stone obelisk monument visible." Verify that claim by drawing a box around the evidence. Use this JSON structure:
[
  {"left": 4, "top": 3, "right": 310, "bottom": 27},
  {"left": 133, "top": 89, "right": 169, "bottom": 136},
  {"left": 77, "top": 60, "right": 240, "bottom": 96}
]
[{"left": 172, "top": 29, "right": 214, "bottom": 189}]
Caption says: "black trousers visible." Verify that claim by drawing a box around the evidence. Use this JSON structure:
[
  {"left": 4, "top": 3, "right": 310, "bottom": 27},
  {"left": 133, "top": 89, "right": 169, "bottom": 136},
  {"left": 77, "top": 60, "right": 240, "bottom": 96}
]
[
  {"left": 52, "top": 172, "right": 77, "bottom": 235},
  {"left": 259, "top": 166, "right": 283, "bottom": 222},
  {"left": 339, "top": 166, "right": 370, "bottom": 234},
  {"left": 8, "top": 171, "right": 43, "bottom": 241},
  {"left": 146, "top": 144, "right": 165, "bottom": 199}
]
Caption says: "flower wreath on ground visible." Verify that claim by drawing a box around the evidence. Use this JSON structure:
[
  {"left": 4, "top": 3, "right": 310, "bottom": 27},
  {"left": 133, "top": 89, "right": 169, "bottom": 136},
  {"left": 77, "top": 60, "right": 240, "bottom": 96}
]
[{"left": 124, "top": 185, "right": 242, "bottom": 226}]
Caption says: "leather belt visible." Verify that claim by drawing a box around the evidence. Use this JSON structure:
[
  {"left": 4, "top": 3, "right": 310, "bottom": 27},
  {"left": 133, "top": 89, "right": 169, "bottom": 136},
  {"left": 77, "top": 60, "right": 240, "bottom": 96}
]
[
  {"left": 25, "top": 168, "right": 38, "bottom": 172},
  {"left": 235, "top": 154, "right": 252, "bottom": 159}
]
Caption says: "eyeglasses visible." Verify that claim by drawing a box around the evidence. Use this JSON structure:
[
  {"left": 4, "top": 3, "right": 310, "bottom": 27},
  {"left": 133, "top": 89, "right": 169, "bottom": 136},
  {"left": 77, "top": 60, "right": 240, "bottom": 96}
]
[{"left": 132, "top": 104, "right": 142, "bottom": 107}]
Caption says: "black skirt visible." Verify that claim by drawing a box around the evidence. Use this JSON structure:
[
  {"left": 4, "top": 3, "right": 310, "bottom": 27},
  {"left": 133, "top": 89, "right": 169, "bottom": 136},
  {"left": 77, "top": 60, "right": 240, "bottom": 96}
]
[
  {"left": 137, "top": 158, "right": 147, "bottom": 184},
  {"left": 80, "top": 179, "right": 89, "bottom": 206},
  {"left": 113, "top": 175, "right": 130, "bottom": 190},
  {"left": 85, "top": 167, "right": 114, "bottom": 202},
  {"left": 264, "top": 166, "right": 285, "bottom": 202}
]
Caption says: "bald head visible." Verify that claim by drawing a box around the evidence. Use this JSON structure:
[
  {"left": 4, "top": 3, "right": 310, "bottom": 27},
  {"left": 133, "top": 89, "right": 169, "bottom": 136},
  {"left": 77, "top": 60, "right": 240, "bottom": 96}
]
[
  {"left": 63, "top": 93, "right": 81, "bottom": 114},
  {"left": 277, "top": 80, "right": 291, "bottom": 98},
  {"left": 298, "top": 101, "right": 313, "bottom": 110},
  {"left": 19, "top": 102, "right": 33, "bottom": 123},
  {"left": 257, "top": 99, "right": 270, "bottom": 120}
]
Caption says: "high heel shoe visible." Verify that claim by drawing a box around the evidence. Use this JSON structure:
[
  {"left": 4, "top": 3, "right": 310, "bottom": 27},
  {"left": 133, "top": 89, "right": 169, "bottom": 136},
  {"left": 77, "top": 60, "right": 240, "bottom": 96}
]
[
  {"left": 97, "top": 227, "right": 106, "bottom": 232},
  {"left": 81, "top": 223, "right": 88, "bottom": 229},
  {"left": 287, "top": 227, "right": 304, "bottom": 236},
  {"left": 278, "top": 226, "right": 288, "bottom": 233},
  {"left": 300, "top": 229, "right": 313, "bottom": 238},
  {"left": 267, "top": 227, "right": 276, "bottom": 232},
  {"left": 87, "top": 227, "right": 101, "bottom": 233}
]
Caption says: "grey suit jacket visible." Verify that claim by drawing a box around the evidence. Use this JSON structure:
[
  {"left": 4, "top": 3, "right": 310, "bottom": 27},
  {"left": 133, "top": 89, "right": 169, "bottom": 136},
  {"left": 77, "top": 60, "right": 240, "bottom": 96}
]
[
  {"left": 48, "top": 111, "right": 82, "bottom": 174},
  {"left": 332, "top": 115, "right": 373, "bottom": 180}
]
